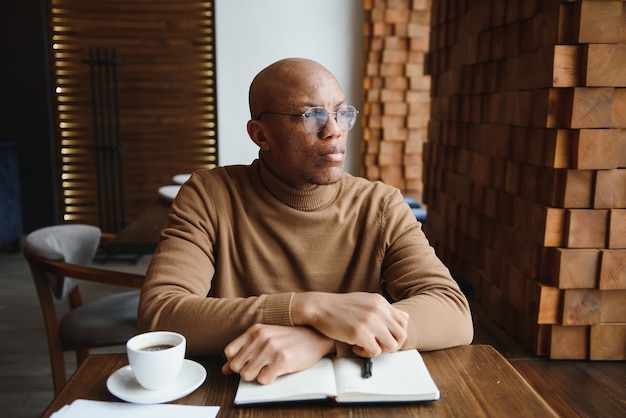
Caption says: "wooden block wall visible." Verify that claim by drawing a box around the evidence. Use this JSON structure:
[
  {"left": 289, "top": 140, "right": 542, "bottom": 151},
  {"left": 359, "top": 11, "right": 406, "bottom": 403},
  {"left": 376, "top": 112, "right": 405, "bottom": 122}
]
[
  {"left": 362, "top": 0, "right": 433, "bottom": 200},
  {"left": 422, "top": 0, "right": 626, "bottom": 360}
]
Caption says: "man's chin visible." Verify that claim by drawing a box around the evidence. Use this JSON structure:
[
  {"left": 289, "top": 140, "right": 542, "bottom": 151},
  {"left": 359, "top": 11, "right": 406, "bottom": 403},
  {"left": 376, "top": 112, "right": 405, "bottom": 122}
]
[{"left": 309, "top": 172, "right": 344, "bottom": 186}]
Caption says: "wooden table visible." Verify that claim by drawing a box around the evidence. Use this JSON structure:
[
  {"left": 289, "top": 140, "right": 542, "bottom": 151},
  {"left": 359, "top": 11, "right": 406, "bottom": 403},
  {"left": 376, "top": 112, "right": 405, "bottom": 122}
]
[
  {"left": 42, "top": 345, "right": 557, "bottom": 417},
  {"left": 102, "top": 204, "right": 170, "bottom": 255},
  {"left": 470, "top": 301, "right": 626, "bottom": 417}
]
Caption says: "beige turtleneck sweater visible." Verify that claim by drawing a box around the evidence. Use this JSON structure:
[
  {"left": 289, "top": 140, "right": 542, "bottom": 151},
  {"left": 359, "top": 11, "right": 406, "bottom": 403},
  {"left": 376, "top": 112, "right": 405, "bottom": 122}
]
[{"left": 138, "top": 159, "right": 473, "bottom": 355}]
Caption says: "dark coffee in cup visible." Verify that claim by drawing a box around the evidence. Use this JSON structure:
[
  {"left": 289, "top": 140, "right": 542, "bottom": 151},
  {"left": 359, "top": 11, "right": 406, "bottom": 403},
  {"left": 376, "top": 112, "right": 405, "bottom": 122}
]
[{"left": 141, "top": 344, "right": 175, "bottom": 352}]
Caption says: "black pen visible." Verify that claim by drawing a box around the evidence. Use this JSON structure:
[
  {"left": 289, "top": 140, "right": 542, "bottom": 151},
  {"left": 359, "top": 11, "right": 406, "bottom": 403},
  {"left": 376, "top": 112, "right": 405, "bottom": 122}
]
[{"left": 362, "top": 358, "right": 373, "bottom": 379}]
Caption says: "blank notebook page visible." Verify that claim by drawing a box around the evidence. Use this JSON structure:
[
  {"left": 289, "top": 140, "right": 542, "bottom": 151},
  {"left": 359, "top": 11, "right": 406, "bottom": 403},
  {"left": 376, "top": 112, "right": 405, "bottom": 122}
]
[{"left": 333, "top": 350, "right": 439, "bottom": 399}]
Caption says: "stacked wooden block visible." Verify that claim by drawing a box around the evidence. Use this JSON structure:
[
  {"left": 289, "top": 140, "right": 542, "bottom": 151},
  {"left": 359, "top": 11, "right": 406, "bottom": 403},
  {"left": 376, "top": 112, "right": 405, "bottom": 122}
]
[
  {"left": 423, "top": 0, "right": 626, "bottom": 359},
  {"left": 362, "top": 0, "right": 433, "bottom": 200}
]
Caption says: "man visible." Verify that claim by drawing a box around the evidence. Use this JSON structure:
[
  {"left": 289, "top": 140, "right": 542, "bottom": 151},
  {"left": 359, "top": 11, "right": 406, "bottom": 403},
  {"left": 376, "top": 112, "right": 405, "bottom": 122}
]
[{"left": 138, "top": 58, "right": 473, "bottom": 385}]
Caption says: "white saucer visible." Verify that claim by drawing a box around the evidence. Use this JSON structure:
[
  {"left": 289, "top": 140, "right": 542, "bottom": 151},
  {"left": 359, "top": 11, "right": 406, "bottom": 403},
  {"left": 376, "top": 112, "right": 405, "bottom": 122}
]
[
  {"left": 107, "top": 359, "right": 207, "bottom": 404},
  {"left": 158, "top": 185, "right": 181, "bottom": 202},
  {"left": 173, "top": 173, "right": 191, "bottom": 185}
]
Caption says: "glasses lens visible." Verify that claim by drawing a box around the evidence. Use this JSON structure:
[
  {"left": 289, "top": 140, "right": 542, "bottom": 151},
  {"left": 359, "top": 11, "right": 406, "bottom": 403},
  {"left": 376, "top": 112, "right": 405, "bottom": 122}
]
[
  {"left": 337, "top": 105, "right": 358, "bottom": 131},
  {"left": 301, "top": 106, "right": 359, "bottom": 134},
  {"left": 301, "top": 107, "right": 327, "bottom": 134}
]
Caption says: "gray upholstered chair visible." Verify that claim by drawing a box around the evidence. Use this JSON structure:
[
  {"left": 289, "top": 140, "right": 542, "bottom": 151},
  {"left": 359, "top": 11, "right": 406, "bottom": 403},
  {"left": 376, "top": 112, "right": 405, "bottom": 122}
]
[{"left": 23, "top": 224, "right": 144, "bottom": 395}]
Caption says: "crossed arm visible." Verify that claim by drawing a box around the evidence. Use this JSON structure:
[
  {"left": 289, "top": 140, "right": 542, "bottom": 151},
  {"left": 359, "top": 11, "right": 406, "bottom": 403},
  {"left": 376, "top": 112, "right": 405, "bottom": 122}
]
[
  {"left": 140, "top": 234, "right": 472, "bottom": 384},
  {"left": 222, "top": 292, "right": 409, "bottom": 384}
]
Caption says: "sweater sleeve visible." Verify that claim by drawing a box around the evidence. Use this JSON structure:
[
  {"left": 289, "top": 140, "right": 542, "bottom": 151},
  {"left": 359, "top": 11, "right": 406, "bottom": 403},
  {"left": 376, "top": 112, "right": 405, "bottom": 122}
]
[
  {"left": 137, "top": 172, "right": 295, "bottom": 355},
  {"left": 380, "top": 191, "right": 474, "bottom": 351}
]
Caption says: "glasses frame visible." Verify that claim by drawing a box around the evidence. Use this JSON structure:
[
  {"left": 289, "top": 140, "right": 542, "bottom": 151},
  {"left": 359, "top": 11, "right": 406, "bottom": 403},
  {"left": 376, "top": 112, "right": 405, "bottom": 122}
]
[{"left": 256, "top": 105, "right": 359, "bottom": 134}]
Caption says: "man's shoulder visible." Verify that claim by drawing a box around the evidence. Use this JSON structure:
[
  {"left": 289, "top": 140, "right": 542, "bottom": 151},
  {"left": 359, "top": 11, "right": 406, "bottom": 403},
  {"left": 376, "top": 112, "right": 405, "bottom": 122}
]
[
  {"left": 181, "top": 164, "right": 260, "bottom": 204},
  {"left": 192, "top": 163, "right": 257, "bottom": 184}
]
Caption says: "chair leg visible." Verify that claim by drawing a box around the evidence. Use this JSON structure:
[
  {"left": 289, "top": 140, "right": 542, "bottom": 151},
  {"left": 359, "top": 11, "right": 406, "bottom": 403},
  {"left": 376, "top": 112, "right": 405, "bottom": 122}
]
[
  {"left": 75, "top": 348, "right": 90, "bottom": 366},
  {"left": 49, "top": 348, "right": 67, "bottom": 396}
]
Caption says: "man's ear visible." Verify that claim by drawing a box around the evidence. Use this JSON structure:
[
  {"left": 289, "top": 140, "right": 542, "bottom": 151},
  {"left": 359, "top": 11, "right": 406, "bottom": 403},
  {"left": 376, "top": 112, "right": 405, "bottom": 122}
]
[{"left": 247, "top": 120, "right": 271, "bottom": 151}]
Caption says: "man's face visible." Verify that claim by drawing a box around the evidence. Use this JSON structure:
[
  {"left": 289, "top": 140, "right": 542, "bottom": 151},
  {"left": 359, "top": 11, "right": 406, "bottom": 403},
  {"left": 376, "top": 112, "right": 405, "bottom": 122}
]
[{"left": 253, "top": 71, "right": 349, "bottom": 190}]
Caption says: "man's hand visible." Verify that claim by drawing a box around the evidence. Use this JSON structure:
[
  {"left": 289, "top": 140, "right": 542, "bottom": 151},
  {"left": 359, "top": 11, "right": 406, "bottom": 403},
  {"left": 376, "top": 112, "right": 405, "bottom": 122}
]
[
  {"left": 291, "top": 292, "right": 409, "bottom": 358},
  {"left": 222, "top": 323, "right": 334, "bottom": 384}
]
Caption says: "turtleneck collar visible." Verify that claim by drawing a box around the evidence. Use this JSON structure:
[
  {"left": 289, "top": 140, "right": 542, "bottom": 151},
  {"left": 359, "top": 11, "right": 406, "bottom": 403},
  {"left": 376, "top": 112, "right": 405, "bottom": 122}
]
[{"left": 255, "top": 157, "right": 343, "bottom": 211}]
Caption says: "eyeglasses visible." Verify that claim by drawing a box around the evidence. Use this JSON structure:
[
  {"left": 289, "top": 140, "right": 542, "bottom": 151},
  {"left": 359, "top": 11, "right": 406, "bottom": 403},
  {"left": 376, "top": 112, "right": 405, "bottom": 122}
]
[{"left": 257, "top": 105, "right": 359, "bottom": 134}]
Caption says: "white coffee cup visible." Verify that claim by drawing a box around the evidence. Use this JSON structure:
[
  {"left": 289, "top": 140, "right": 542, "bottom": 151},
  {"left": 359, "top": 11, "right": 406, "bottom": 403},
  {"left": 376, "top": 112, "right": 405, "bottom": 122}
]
[{"left": 126, "top": 331, "right": 186, "bottom": 391}]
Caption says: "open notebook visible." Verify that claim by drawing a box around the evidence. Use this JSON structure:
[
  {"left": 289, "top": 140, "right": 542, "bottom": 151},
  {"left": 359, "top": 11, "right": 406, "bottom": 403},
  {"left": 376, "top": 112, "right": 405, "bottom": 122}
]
[{"left": 234, "top": 349, "right": 440, "bottom": 405}]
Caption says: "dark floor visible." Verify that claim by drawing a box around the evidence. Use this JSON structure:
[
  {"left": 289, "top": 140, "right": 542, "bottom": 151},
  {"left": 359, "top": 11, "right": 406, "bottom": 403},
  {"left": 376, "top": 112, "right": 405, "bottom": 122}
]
[{"left": 1, "top": 247, "right": 625, "bottom": 417}]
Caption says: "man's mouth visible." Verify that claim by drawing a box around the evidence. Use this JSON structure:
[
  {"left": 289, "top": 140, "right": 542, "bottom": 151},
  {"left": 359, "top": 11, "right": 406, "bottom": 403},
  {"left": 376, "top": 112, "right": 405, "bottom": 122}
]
[{"left": 321, "top": 146, "right": 345, "bottom": 162}]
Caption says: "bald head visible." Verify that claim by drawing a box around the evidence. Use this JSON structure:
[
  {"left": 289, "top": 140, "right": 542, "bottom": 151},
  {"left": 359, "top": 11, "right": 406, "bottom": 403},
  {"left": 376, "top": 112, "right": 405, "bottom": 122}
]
[
  {"left": 245, "top": 58, "right": 351, "bottom": 189},
  {"left": 249, "top": 58, "right": 342, "bottom": 119}
]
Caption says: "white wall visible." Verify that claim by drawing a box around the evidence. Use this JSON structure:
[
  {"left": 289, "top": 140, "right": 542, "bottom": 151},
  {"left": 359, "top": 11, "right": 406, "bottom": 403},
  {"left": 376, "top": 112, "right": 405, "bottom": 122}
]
[{"left": 215, "top": 0, "right": 364, "bottom": 175}]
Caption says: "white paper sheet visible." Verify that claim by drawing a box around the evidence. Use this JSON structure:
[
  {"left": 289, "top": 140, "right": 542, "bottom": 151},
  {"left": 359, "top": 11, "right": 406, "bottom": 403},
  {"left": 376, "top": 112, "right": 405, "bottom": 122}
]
[{"left": 50, "top": 399, "right": 220, "bottom": 418}]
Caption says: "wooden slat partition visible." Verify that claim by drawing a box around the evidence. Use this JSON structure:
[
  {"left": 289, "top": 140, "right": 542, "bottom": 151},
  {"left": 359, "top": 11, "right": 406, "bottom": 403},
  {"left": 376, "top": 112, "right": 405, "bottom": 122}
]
[
  {"left": 48, "top": 0, "right": 217, "bottom": 229},
  {"left": 423, "top": 0, "right": 626, "bottom": 360}
]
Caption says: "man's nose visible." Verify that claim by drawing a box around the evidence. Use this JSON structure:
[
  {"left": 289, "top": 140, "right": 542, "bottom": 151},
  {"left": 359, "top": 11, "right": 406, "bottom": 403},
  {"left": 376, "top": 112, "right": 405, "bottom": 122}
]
[{"left": 320, "top": 112, "right": 342, "bottom": 137}]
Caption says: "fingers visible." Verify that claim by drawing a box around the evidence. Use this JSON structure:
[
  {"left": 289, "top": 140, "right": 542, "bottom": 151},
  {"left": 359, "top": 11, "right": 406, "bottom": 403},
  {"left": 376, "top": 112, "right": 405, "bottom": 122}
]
[
  {"left": 387, "top": 307, "right": 409, "bottom": 348},
  {"left": 352, "top": 345, "right": 371, "bottom": 358},
  {"left": 222, "top": 324, "right": 332, "bottom": 384},
  {"left": 296, "top": 291, "right": 410, "bottom": 357},
  {"left": 352, "top": 304, "right": 409, "bottom": 357},
  {"left": 351, "top": 329, "right": 405, "bottom": 358},
  {"left": 255, "top": 363, "right": 282, "bottom": 385},
  {"left": 353, "top": 331, "right": 383, "bottom": 357},
  {"left": 221, "top": 361, "right": 234, "bottom": 376},
  {"left": 228, "top": 359, "right": 282, "bottom": 385},
  {"left": 223, "top": 324, "right": 269, "bottom": 382}
]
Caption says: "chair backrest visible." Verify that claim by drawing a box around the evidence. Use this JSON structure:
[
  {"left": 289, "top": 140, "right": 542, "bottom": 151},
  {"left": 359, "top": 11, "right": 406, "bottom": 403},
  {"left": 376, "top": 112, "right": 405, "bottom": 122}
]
[
  {"left": 24, "top": 224, "right": 101, "bottom": 299},
  {"left": 24, "top": 224, "right": 144, "bottom": 395}
]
